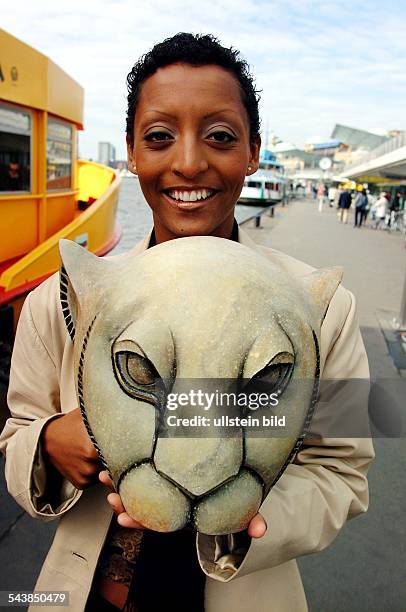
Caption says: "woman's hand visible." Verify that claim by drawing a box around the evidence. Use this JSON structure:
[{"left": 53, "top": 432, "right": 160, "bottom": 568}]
[
  {"left": 99, "top": 470, "right": 267, "bottom": 537},
  {"left": 42, "top": 408, "right": 102, "bottom": 489},
  {"left": 247, "top": 513, "right": 267, "bottom": 538},
  {"left": 99, "top": 470, "right": 147, "bottom": 528}
]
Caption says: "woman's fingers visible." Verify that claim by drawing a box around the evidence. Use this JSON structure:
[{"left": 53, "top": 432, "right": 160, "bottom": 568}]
[
  {"left": 99, "top": 470, "right": 114, "bottom": 491},
  {"left": 117, "top": 512, "right": 146, "bottom": 530},
  {"left": 247, "top": 512, "right": 267, "bottom": 539},
  {"left": 105, "top": 488, "right": 146, "bottom": 530},
  {"left": 107, "top": 492, "right": 125, "bottom": 514}
]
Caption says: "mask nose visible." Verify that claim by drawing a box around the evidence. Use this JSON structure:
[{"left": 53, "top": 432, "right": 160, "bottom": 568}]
[{"left": 154, "top": 436, "right": 243, "bottom": 497}]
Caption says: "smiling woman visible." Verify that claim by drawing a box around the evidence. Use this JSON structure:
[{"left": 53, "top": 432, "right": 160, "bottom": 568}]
[
  {"left": 0, "top": 31, "right": 374, "bottom": 612},
  {"left": 125, "top": 33, "right": 261, "bottom": 242}
]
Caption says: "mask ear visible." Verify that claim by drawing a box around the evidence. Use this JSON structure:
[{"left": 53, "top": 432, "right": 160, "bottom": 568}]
[
  {"left": 302, "top": 267, "right": 343, "bottom": 324},
  {"left": 59, "top": 239, "right": 109, "bottom": 341}
]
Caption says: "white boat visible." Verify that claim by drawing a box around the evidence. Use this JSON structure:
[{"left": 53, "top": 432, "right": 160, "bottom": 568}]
[
  {"left": 239, "top": 150, "right": 285, "bottom": 206},
  {"left": 239, "top": 169, "right": 285, "bottom": 205}
]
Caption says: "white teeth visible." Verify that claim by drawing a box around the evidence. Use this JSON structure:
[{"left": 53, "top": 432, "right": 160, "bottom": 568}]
[{"left": 167, "top": 189, "right": 214, "bottom": 202}]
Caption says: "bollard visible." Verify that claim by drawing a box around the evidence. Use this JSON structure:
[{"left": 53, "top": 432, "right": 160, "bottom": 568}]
[{"left": 255, "top": 214, "right": 261, "bottom": 228}]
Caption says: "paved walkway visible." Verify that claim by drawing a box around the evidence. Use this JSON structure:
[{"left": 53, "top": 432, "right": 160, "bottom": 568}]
[
  {"left": 0, "top": 197, "right": 405, "bottom": 610},
  {"left": 244, "top": 197, "right": 405, "bottom": 612}
]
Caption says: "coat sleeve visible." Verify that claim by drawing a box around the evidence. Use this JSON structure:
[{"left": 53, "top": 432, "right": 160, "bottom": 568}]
[
  {"left": 0, "top": 291, "right": 82, "bottom": 521},
  {"left": 196, "top": 287, "right": 374, "bottom": 581}
]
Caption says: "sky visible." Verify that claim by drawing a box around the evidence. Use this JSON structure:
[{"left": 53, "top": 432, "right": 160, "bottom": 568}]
[{"left": 3, "top": 0, "right": 405, "bottom": 160}]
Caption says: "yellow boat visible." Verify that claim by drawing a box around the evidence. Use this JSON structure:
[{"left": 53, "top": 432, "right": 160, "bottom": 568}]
[{"left": 0, "top": 29, "right": 121, "bottom": 342}]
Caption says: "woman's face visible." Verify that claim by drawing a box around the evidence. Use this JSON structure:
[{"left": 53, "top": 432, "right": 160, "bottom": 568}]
[{"left": 127, "top": 63, "right": 261, "bottom": 242}]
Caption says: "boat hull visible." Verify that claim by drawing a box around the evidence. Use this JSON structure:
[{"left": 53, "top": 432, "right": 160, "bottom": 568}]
[{"left": 0, "top": 160, "right": 122, "bottom": 336}]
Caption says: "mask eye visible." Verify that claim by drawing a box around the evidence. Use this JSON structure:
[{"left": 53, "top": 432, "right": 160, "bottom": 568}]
[
  {"left": 124, "top": 352, "right": 156, "bottom": 385},
  {"left": 114, "top": 351, "right": 163, "bottom": 404},
  {"left": 246, "top": 352, "right": 294, "bottom": 397}
]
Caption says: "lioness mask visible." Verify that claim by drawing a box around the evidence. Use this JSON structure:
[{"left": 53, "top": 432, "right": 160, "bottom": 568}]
[{"left": 59, "top": 236, "right": 342, "bottom": 535}]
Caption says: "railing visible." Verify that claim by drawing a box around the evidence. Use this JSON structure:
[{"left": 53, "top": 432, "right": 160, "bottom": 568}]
[{"left": 343, "top": 132, "right": 406, "bottom": 173}]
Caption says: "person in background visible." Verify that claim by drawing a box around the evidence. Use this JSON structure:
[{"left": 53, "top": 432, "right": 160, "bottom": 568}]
[
  {"left": 354, "top": 189, "right": 368, "bottom": 228},
  {"left": 371, "top": 192, "right": 389, "bottom": 229},
  {"left": 338, "top": 188, "right": 352, "bottom": 223},
  {"left": 388, "top": 191, "right": 402, "bottom": 227},
  {"left": 391, "top": 191, "right": 402, "bottom": 211},
  {"left": 5, "top": 162, "right": 22, "bottom": 191},
  {"left": 328, "top": 185, "right": 336, "bottom": 208},
  {"left": 363, "top": 190, "right": 371, "bottom": 225},
  {"left": 334, "top": 187, "right": 342, "bottom": 211},
  {"left": 317, "top": 183, "right": 326, "bottom": 213}
]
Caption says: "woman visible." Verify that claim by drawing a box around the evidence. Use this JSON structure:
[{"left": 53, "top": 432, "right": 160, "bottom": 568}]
[{"left": 0, "top": 33, "right": 373, "bottom": 611}]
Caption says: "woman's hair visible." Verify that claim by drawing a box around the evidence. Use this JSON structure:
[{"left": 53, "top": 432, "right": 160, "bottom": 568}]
[{"left": 126, "top": 32, "right": 261, "bottom": 145}]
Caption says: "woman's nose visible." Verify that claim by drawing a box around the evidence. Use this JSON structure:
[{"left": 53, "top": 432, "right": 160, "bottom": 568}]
[{"left": 171, "top": 137, "right": 209, "bottom": 178}]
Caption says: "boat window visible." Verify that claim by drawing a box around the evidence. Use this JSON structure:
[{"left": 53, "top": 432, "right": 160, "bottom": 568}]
[
  {"left": 247, "top": 181, "right": 262, "bottom": 188},
  {"left": 47, "top": 118, "right": 72, "bottom": 190},
  {"left": 0, "top": 104, "right": 31, "bottom": 192}
]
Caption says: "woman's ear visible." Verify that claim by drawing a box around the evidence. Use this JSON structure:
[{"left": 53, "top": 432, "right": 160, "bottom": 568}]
[
  {"left": 248, "top": 134, "right": 261, "bottom": 174},
  {"left": 126, "top": 135, "right": 137, "bottom": 175}
]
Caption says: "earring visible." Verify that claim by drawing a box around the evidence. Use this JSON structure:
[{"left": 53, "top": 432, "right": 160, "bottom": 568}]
[
  {"left": 247, "top": 165, "right": 252, "bottom": 172},
  {"left": 132, "top": 164, "right": 137, "bottom": 174}
]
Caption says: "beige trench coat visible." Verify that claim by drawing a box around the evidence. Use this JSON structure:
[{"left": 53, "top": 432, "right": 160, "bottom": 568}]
[{"left": 0, "top": 227, "right": 374, "bottom": 612}]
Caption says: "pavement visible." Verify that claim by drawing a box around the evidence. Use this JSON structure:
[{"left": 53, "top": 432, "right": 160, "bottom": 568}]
[
  {"left": 243, "top": 198, "right": 406, "bottom": 612},
  {"left": 0, "top": 196, "right": 405, "bottom": 611}
]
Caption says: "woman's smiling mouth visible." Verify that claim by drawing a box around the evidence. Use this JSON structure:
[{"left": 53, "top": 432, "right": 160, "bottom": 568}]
[{"left": 162, "top": 187, "right": 220, "bottom": 209}]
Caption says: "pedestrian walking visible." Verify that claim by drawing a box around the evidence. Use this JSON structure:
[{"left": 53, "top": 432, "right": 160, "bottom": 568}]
[
  {"left": 317, "top": 183, "right": 326, "bottom": 213},
  {"left": 371, "top": 192, "right": 389, "bottom": 229},
  {"left": 354, "top": 189, "right": 368, "bottom": 228},
  {"left": 338, "top": 188, "right": 352, "bottom": 223},
  {"left": 334, "top": 187, "right": 342, "bottom": 210},
  {"left": 388, "top": 192, "right": 402, "bottom": 227},
  {"left": 328, "top": 186, "right": 336, "bottom": 208}
]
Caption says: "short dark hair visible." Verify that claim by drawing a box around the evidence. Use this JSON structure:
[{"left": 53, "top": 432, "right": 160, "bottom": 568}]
[{"left": 126, "top": 32, "right": 261, "bottom": 145}]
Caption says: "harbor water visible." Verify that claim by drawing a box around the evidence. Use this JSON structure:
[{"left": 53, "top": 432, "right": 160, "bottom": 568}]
[{"left": 109, "top": 177, "right": 153, "bottom": 255}]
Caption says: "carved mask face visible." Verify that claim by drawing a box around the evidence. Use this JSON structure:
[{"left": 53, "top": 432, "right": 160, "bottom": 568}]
[{"left": 59, "top": 236, "right": 342, "bottom": 535}]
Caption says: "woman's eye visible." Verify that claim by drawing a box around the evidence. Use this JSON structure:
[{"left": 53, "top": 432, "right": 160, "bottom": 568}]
[
  {"left": 144, "top": 131, "right": 172, "bottom": 142},
  {"left": 207, "top": 131, "right": 236, "bottom": 143}
]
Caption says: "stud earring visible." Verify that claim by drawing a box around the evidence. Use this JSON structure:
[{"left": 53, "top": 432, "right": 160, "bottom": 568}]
[{"left": 247, "top": 165, "right": 252, "bottom": 172}]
